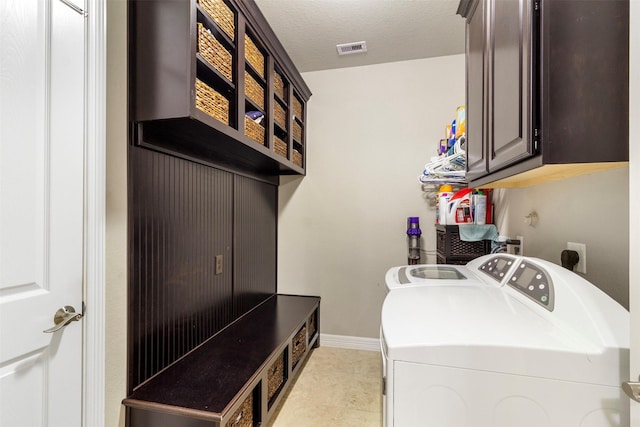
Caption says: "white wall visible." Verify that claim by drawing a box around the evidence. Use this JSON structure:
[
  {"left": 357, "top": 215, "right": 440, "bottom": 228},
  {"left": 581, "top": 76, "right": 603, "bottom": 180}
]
[
  {"left": 278, "top": 55, "right": 465, "bottom": 338},
  {"left": 494, "top": 166, "right": 629, "bottom": 308}
]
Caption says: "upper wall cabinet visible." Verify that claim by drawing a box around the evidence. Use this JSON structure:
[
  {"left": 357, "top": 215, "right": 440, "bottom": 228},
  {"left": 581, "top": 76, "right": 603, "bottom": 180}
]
[
  {"left": 130, "top": 0, "right": 311, "bottom": 175},
  {"left": 457, "top": 0, "right": 628, "bottom": 188}
]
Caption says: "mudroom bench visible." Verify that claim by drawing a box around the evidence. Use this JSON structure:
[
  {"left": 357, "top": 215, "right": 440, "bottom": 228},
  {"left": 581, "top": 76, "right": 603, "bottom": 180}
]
[{"left": 123, "top": 294, "right": 320, "bottom": 427}]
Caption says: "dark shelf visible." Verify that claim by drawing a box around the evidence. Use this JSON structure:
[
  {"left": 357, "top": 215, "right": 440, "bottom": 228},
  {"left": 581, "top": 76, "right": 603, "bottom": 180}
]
[
  {"left": 245, "top": 62, "right": 266, "bottom": 85},
  {"left": 196, "top": 54, "right": 235, "bottom": 90}
]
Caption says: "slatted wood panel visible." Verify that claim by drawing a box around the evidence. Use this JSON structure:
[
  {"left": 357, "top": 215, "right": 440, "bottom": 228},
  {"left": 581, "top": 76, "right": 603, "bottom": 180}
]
[
  {"left": 129, "top": 146, "right": 234, "bottom": 390},
  {"left": 233, "top": 176, "right": 277, "bottom": 317}
]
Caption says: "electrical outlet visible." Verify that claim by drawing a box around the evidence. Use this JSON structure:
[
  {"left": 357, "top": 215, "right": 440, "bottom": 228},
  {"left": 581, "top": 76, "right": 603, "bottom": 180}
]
[
  {"left": 567, "top": 242, "right": 586, "bottom": 274},
  {"left": 215, "top": 255, "right": 223, "bottom": 275},
  {"left": 516, "top": 235, "right": 524, "bottom": 256}
]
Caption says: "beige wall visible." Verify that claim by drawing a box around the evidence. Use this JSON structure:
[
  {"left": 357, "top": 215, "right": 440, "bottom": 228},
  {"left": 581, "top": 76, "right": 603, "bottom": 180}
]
[
  {"left": 106, "top": 0, "right": 127, "bottom": 426},
  {"left": 278, "top": 55, "right": 466, "bottom": 338},
  {"left": 278, "top": 52, "right": 631, "bottom": 340},
  {"left": 494, "top": 167, "right": 629, "bottom": 308},
  {"left": 629, "top": 2, "right": 639, "bottom": 423}
]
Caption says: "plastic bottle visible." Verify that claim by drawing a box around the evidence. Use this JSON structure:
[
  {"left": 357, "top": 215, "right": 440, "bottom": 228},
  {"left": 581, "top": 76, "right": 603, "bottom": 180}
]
[
  {"left": 437, "top": 185, "right": 454, "bottom": 225},
  {"left": 474, "top": 190, "right": 487, "bottom": 225},
  {"left": 407, "top": 217, "right": 421, "bottom": 265}
]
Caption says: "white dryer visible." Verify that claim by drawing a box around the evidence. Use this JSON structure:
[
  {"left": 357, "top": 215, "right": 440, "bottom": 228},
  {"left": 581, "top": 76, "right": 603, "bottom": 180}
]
[{"left": 380, "top": 254, "right": 629, "bottom": 427}]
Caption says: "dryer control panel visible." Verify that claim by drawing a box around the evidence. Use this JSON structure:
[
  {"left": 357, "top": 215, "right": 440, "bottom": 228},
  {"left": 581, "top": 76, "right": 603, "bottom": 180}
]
[
  {"left": 477, "top": 255, "right": 516, "bottom": 283},
  {"left": 508, "top": 261, "right": 554, "bottom": 311}
]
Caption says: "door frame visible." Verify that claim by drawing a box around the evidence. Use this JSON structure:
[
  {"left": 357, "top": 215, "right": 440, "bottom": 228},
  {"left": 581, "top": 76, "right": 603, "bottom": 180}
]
[{"left": 83, "top": 0, "right": 106, "bottom": 425}]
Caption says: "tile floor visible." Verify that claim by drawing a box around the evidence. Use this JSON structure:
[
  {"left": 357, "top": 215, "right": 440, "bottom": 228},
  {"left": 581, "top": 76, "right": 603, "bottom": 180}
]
[{"left": 267, "top": 346, "right": 383, "bottom": 427}]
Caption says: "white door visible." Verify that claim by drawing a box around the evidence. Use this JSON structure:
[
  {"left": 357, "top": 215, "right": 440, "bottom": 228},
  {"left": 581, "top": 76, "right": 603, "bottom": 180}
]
[{"left": 0, "top": 0, "right": 85, "bottom": 425}]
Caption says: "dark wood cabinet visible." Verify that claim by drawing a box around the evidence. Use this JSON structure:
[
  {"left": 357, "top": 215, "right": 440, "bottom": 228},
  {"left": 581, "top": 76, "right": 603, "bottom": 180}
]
[
  {"left": 130, "top": 0, "right": 311, "bottom": 175},
  {"left": 464, "top": 0, "right": 487, "bottom": 180},
  {"left": 458, "top": 0, "right": 628, "bottom": 188}
]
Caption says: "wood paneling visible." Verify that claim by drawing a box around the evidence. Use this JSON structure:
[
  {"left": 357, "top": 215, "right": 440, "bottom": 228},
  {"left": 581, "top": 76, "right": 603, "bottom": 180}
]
[
  {"left": 128, "top": 146, "right": 279, "bottom": 391},
  {"left": 234, "top": 176, "right": 277, "bottom": 317}
]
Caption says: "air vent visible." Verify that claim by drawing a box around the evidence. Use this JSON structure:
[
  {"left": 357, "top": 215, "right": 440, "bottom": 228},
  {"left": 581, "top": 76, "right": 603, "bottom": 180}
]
[{"left": 336, "top": 41, "right": 368, "bottom": 56}]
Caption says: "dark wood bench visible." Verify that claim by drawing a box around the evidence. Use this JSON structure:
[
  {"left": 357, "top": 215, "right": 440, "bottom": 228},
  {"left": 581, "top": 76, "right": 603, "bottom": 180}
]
[{"left": 123, "top": 294, "right": 320, "bottom": 427}]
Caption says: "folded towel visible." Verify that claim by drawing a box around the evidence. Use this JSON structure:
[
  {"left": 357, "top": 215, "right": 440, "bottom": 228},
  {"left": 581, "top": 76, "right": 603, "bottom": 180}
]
[{"left": 458, "top": 224, "right": 500, "bottom": 250}]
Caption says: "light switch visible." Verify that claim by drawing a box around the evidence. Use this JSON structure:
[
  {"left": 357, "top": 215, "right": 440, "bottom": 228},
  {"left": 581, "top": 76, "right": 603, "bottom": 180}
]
[{"left": 215, "top": 255, "right": 223, "bottom": 275}]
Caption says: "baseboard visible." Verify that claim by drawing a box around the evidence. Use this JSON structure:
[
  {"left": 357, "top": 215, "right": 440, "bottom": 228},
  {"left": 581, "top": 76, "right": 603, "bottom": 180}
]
[{"left": 319, "top": 333, "right": 381, "bottom": 352}]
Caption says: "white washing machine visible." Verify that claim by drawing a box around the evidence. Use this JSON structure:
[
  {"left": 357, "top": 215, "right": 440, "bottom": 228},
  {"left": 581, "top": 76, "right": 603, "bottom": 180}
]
[
  {"left": 380, "top": 254, "right": 629, "bottom": 427},
  {"left": 384, "top": 255, "right": 517, "bottom": 292}
]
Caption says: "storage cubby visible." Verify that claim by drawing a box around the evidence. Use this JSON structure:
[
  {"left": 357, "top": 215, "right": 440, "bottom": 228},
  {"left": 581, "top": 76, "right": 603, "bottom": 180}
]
[
  {"left": 130, "top": 0, "right": 311, "bottom": 176},
  {"left": 267, "top": 349, "right": 288, "bottom": 409},
  {"left": 291, "top": 324, "right": 307, "bottom": 370}
]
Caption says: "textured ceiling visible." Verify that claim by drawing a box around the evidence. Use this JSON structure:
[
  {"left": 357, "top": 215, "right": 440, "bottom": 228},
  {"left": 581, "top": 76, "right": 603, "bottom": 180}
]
[{"left": 254, "top": 0, "right": 466, "bottom": 73}]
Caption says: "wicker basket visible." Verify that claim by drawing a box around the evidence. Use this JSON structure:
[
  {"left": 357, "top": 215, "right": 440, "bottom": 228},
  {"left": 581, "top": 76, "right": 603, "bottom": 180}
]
[
  {"left": 308, "top": 310, "right": 317, "bottom": 338},
  {"left": 267, "top": 352, "right": 285, "bottom": 403},
  {"left": 245, "top": 34, "right": 264, "bottom": 77},
  {"left": 197, "top": 23, "right": 233, "bottom": 81},
  {"left": 292, "top": 95, "right": 303, "bottom": 120},
  {"left": 274, "top": 102, "right": 287, "bottom": 129},
  {"left": 274, "top": 136, "right": 287, "bottom": 159},
  {"left": 293, "top": 149, "right": 303, "bottom": 168},
  {"left": 195, "top": 79, "right": 229, "bottom": 125},
  {"left": 244, "top": 116, "right": 265, "bottom": 145},
  {"left": 273, "top": 72, "right": 285, "bottom": 99},
  {"left": 291, "top": 326, "right": 306, "bottom": 368},
  {"left": 244, "top": 71, "right": 264, "bottom": 109},
  {"left": 292, "top": 120, "right": 302, "bottom": 142},
  {"left": 227, "top": 393, "right": 252, "bottom": 427},
  {"left": 198, "top": 0, "right": 235, "bottom": 41}
]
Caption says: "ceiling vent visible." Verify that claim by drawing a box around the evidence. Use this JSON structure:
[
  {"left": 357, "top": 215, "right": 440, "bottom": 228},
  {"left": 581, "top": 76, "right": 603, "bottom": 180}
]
[{"left": 336, "top": 41, "right": 368, "bottom": 56}]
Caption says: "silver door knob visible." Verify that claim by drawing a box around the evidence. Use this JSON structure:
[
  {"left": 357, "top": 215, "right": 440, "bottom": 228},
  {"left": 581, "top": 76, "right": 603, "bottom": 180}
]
[
  {"left": 43, "top": 304, "right": 84, "bottom": 333},
  {"left": 622, "top": 379, "right": 640, "bottom": 403}
]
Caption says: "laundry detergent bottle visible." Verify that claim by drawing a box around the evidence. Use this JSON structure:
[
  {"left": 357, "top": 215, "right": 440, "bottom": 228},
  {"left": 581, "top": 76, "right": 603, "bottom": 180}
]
[{"left": 446, "top": 188, "right": 474, "bottom": 224}]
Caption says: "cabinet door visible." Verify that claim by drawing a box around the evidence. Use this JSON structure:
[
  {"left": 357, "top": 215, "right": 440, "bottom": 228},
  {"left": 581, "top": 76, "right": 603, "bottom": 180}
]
[
  {"left": 465, "top": 0, "right": 487, "bottom": 180},
  {"left": 487, "top": 0, "right": 536, "bottom": 172}
]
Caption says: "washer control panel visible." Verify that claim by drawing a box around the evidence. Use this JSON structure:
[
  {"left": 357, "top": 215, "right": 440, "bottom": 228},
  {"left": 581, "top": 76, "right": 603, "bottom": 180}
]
[
  {"left": 477, "top": 255, "right": 516, "bottom": 283},
  {"left": 508, "top": 261, "right": 555, "bottom": 311}
]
